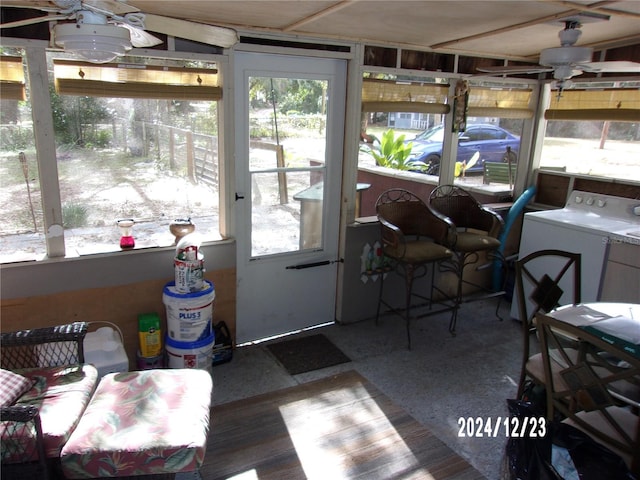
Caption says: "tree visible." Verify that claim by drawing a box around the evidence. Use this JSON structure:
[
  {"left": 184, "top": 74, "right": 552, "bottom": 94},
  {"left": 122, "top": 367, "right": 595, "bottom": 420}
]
[
  {"left": 248, "top": 77, "right": 325, "bottom": 114},
  {"left": 50, "top": 87, "right": 111, "bottom": 147}
]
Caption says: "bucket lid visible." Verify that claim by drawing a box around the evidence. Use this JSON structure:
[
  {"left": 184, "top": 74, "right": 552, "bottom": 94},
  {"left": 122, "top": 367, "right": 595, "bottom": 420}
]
[
  {"left": 163, "top": 280, "right": 214, "bottom": 299},
  {"left": 165, "top": 331, "right": 215, "bottom": 349}
]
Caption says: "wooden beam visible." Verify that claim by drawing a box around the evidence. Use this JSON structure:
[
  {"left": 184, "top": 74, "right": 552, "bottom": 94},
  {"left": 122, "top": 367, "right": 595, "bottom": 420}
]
[
  {"left": 430, "top": 6, "right": 588, "bottom": 50},
  {"left": 547, "top": 1, "right": 640, "bottom": 20},
  {"left": 431, "top": 0, "right": 617, "bottom": 50}
]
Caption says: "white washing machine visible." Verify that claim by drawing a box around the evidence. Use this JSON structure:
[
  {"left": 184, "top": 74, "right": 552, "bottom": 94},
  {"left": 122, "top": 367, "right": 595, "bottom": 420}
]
[{"left": 510, "top": 190, "right": 640, "bottom": 321}]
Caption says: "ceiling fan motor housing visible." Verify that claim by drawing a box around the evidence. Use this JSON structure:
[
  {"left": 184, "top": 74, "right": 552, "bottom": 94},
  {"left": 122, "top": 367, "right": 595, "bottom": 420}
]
[
  {"left": 55, "top": 22, "right": 132, "bottom": 63},
  {"left": 539, "top": 46, "right": 593, "bottom": 67}
]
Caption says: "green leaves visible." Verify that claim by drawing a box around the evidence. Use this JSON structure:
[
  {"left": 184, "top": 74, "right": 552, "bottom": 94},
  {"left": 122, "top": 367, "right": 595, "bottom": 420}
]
[{"left": 362, "top": 129, "right": 425, "bottom": 171}]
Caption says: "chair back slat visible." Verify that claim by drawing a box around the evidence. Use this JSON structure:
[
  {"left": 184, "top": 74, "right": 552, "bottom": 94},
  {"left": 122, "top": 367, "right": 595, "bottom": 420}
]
[{"left": 429, "top": 185, "right": 500, "bottom": 233}]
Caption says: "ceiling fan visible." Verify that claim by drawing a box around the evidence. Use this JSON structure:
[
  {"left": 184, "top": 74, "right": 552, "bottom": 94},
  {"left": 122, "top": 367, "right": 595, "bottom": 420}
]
[
  {"left": 0, "top": 0, "right": 238, "bottom": 63},
  {"left": 477, "top": 20, "right": 640, "bottom": 90}
]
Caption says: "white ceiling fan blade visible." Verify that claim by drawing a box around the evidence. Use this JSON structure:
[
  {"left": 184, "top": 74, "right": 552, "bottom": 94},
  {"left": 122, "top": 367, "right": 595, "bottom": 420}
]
[
  {"left": 477, "top": 65, "right": 552, "bottom": 75},
  {"left": 0, "top": 14, "right": 69, "bottom": 29},
  {"left": 142, "top": 13, "right": 238, "bottom": 48},
  {"left": 580, "top": 61, "right": 640, "bottom": 73},
  {"left": 120, "top": 23, "right": 162, "bottom": 48},
  {"left": 0, "top": 0, "right": 63, "bottom": 8}
]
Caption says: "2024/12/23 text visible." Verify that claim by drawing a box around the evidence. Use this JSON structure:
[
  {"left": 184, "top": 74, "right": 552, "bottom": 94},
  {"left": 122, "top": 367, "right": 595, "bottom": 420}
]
[{"left": 457, "top": 416, "right": 547, "bottom": 438}]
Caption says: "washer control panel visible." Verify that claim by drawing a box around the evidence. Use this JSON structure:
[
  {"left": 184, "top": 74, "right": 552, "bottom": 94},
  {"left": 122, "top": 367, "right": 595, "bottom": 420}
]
[{"left": 566, "top": 190, "right": 640, "bottom": 221}]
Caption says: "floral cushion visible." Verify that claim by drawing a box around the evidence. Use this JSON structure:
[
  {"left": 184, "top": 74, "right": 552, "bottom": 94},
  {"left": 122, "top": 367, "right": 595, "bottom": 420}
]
[
  {"left": 0, "top": 369, "right": 34, "bottom": 407},
  {"left": 61, "top": 369, "right": 213, "bottom": 478},
  {"left": 0, "top": 364, "right": 99, "bottom": 463}
]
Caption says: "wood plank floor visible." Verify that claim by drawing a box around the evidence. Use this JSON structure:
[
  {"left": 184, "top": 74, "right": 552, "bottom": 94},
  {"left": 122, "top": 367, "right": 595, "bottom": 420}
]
[{"left": 203, "top": 370, "right": 485, "bottom": 479}]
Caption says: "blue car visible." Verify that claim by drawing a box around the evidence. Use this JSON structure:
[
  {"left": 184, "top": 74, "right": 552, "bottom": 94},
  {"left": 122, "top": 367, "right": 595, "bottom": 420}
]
[{"left": 407, "top": 124, "right": 520, "bottom": 175}]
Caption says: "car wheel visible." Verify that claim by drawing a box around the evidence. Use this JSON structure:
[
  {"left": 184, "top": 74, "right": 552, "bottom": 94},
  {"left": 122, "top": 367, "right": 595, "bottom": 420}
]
[{"left": 424, "top": 154, "right": 440, "bottom": 175}]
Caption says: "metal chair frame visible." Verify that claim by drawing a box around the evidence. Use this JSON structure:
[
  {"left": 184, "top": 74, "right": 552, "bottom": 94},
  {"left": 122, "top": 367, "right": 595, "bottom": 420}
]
[
  {"left": 428, "top": 185, "right": 505, "bottom": 333},
  {"left": 537, "top": 312, "right": 640, "bottom": 476},
  {"left": 375, "top": 188, "right": 456, "bottom": 348},
  {"left": 514, "top": 249, "right": 581, "bottom": 398}
]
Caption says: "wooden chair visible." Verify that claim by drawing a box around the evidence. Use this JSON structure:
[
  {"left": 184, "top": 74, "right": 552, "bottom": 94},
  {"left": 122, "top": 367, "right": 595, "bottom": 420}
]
[
  {"left": 537, "top": 312, "right": 640, "bottom": 475},
  {"left": 375, "top": 188, "right": 454, "bottom": 348},
  {"left": 483, "top": 161, "right": 515, "bottom": 186},
  {"left": 514, "top": 249, "right": 581, "bottom": 398},
  {"left": 428, "top": 185, "right": 504, "bottom": 333}
]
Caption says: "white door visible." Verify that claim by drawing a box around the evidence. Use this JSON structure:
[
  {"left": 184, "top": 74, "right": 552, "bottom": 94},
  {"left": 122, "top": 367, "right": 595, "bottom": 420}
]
[{"left": 234, "top": 52, "right": 346, "bottom": 344}]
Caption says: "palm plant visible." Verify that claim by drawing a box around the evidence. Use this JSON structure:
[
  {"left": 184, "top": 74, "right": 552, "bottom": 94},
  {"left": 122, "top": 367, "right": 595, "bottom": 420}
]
[{"left": 362, "top": 129, "right": 425, "bottom": 171}]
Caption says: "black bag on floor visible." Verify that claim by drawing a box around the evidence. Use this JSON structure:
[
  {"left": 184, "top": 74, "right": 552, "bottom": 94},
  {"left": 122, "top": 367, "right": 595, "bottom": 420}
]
[
  {"left": 504, "top": 399, "right": 636, "bottom": 480},
  {"left": 505, "top": 400, "right": 559, "bottom": 480},
  {"left": 211, "top": 321, "right": 233, "bottom": 366}
]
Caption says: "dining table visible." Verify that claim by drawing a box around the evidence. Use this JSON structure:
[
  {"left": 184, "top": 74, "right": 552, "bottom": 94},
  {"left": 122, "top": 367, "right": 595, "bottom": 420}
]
[
  {"left": 541, "top": 301, "right": 640, "bottom": 406},
  {"left": 545, "top": 302, "right": 639, "bottom": 358}
]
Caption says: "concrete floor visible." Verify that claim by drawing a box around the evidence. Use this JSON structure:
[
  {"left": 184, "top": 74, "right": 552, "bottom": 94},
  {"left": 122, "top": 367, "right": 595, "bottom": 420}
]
[{"left": 209, "top": 297, "right": 523, "bottom": 479}]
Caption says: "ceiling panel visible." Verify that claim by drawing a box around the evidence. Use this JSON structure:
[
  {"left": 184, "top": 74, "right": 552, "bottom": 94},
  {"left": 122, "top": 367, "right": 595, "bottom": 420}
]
[
  {"left": 453, "top": 16, "right": 640, "bottom": 59},
  {"left": 291, "top": 1, "right": 568, "bottom": 55},
  {"left": 125, "top": 0, "right": 640, "bottom": 60},
  {"left": 129, "top": 1, "right": 340, "bottom": 30},
  {"left": 3, "top": 0, "right": 640, "bottom": 63}
]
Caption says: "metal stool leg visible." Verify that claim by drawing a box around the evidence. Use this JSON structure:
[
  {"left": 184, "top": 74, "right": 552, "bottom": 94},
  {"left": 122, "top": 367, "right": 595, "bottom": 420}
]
[
  {"left": 404, "top": 265, "right": 415, "bottom": 349},
  {"left": 375, "top": 268, "right": 385, "bottom": 326}
]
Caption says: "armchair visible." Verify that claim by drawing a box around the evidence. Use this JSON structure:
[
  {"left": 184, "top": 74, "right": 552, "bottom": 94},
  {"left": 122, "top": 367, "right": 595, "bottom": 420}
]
[
  {"left": 1, "top": 322, "right": 99, "bottom": 480},
  {"left": 428, "top": 185, "right": 504, "bottom": 333}
]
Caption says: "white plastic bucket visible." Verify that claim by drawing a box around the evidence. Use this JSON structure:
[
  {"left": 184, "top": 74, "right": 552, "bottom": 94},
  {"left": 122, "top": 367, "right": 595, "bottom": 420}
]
[
  {"left": 174, "top": 252, "right": 204, "bottom": 293},
  {"left": 163, "top": 281, "right": 215, "bottom": 342},
  {"left": 165, "top": 333, "right": 214, "bottom": 373}
]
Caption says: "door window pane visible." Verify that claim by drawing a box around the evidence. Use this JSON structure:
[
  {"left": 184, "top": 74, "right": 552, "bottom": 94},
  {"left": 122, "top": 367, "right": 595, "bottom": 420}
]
[
  {"left": 250, "top": 170, "right": 325, "bottom": 256},
  {"left": 248, "top": 76, "right": 328, "bottom": 258}
]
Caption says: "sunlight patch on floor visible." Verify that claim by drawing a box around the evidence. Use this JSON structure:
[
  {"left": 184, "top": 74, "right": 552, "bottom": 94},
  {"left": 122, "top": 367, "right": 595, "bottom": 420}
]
[{"left": 278, "top": 382, "right": 434, "bottom": 479}]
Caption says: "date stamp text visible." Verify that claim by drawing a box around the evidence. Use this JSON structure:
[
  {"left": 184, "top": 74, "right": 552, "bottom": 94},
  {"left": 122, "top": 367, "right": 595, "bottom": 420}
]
[{"left": 457, "top": 416, "right": 547, "bottom": 438}]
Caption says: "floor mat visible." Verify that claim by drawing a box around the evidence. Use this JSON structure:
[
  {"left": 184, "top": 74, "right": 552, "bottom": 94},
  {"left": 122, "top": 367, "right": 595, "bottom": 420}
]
[
  {"left": 266, "top": 333, "right": 351, "bottom": 375},
  {"left": 205, "top": 370, "right": 484, "bottom": 479}
]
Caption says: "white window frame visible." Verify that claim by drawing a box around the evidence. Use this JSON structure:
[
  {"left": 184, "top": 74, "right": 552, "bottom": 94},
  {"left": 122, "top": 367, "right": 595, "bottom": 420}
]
[{"left": 2, "top": 40, "right": 232, "bottom": 263}]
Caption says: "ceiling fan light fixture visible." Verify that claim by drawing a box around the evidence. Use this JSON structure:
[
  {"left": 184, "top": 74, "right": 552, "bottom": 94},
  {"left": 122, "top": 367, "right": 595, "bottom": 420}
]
[
  {"left": 55, "top": 23, "right": 132, "bottom": 63},
  {"left": 539, "top": 46, "right": 592, "bottom": 67}
]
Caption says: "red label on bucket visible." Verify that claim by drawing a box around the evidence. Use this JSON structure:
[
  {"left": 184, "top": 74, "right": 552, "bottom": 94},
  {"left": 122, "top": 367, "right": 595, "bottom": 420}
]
[
  {"left": 174, "top": 255, "right": 204, "bottom": 293},
  {"left": 183, "top": 354, "right": 197, "bottom": 368}
]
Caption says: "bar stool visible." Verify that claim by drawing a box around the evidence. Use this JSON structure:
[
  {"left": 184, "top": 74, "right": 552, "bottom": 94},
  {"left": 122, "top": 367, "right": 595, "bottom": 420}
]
[
  {"left": 375, "top": 188, "right": 454, "bottom": 348},
  {"left": 428, "top": 185, "right": 504, "bottom": 333}
]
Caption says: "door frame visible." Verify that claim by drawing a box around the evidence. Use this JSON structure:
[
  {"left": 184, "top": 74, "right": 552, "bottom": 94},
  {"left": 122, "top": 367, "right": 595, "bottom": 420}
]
[{"left": 233, "top": 51, "right": 347, "bottom": 344}]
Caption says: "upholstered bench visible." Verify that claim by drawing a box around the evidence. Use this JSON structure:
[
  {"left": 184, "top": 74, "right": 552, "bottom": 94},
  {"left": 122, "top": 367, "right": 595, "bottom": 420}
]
[{"left": 60, "top": 369, "right": 212, "bottom": 478}]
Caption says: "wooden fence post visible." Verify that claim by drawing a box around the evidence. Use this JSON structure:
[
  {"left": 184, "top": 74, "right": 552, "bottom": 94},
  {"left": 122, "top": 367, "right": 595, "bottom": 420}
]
[
  {"left": 142, "top": 121, "right": 148, "bottom": 156},
  {"left": 276, "top": 144, "right": 288, "bottom": 204},
  {"left": 155, "top": 124, "right": 161, "bottom": 161},
  {"left": 169, "top": 127, "right": 176, "bottom": 170},
  {"left": 122, "top": 118, "right": 127, "bottom": 154},
  {"left": 186, "top": 130, "right": 196, "bottom": 183}
]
